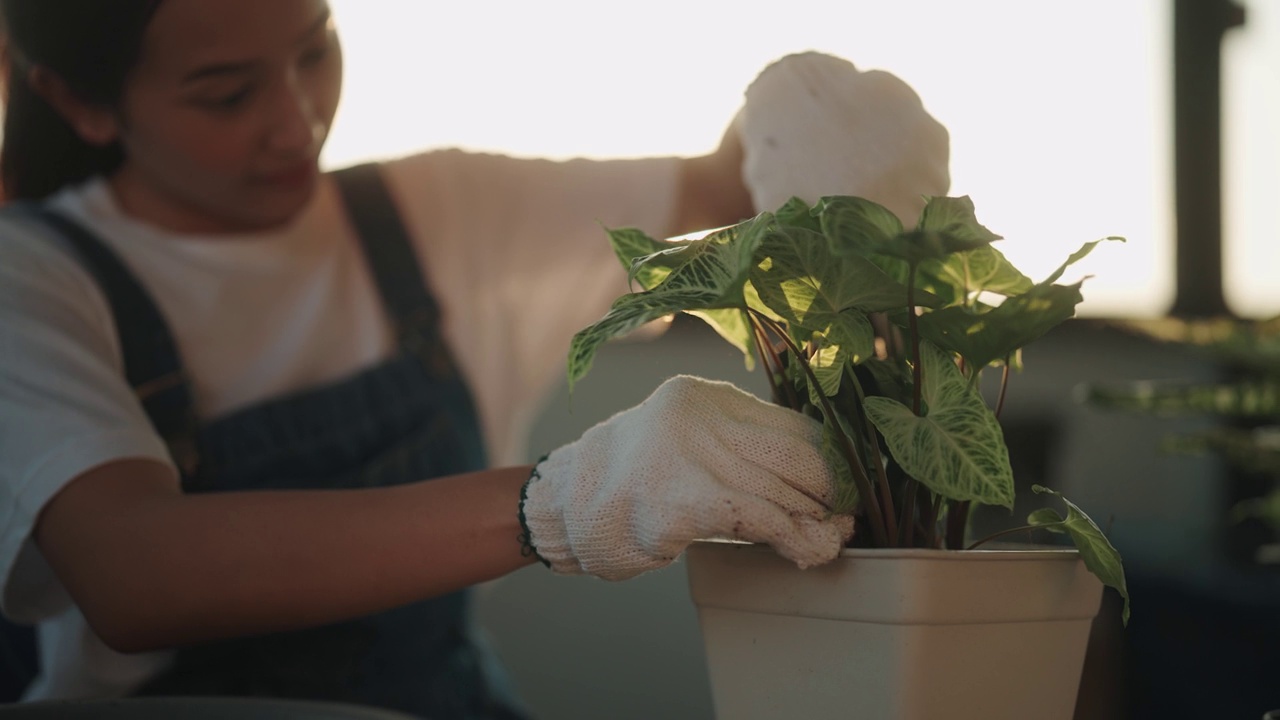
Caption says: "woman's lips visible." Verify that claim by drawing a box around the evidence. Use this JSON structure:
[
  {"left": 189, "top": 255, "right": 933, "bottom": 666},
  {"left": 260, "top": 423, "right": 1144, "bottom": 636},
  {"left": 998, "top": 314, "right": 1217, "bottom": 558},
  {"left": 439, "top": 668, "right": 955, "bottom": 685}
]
[{"left": 254, "top": 161, "right": 318, "bottom": 188}]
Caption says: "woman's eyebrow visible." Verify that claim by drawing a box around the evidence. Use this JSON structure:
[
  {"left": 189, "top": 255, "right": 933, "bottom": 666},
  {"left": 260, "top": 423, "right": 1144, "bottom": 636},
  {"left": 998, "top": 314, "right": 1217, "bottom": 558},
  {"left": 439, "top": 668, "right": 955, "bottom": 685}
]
[
  {"left": 181, "top": 61, "right": 256, "bottom": 85},
  {"left": 180, "top": 7, "right": 332, "bottom": 85}
]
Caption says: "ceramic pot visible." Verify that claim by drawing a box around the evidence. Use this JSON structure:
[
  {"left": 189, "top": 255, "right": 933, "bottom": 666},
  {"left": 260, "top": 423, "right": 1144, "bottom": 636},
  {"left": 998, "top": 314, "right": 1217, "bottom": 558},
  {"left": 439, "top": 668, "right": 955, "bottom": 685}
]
[{"left": 686, "top": 541, "right": 1104, "bottom": 720}]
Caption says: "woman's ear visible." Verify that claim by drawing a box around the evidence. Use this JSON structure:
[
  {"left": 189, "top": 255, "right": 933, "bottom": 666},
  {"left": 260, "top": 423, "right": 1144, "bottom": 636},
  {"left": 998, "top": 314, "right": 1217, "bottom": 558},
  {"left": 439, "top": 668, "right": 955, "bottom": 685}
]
[{"left": 26, "top": 66, "right": 121, "bottom": 147}]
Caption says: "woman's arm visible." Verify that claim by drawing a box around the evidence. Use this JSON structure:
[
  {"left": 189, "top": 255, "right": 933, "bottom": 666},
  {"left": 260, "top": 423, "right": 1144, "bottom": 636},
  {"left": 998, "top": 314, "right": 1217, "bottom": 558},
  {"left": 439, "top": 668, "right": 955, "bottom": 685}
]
[
  {"left": 670, "top": 120, "right": 755, "bottom": 238},
  {"left": 33, "top": 459, "right": 536, "bottom": 653},
  {"left": 34, "top": 377, "right": 854, "bottom": 656}
]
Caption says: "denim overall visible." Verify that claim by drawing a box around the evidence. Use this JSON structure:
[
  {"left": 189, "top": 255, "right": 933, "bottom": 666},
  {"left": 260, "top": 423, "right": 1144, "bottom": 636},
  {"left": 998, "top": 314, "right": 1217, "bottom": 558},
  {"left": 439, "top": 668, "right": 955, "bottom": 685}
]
[{"left": 11, "top": 165, "right": 526, "bottom": 718}]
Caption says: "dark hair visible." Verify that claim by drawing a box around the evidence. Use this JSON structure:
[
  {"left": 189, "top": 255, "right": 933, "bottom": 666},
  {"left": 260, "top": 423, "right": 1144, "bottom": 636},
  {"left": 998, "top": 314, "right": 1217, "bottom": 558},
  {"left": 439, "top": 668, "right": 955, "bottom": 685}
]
[{"left": 0, "top": 1, "right": 163, "bottom": 200}]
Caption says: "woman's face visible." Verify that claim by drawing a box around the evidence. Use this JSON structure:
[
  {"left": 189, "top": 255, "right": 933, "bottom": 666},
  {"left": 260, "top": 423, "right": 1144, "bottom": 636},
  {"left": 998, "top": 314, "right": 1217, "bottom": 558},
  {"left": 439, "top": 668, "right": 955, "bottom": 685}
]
[{"left": 109, "top": 0, "right": 343, "bottom": 233}]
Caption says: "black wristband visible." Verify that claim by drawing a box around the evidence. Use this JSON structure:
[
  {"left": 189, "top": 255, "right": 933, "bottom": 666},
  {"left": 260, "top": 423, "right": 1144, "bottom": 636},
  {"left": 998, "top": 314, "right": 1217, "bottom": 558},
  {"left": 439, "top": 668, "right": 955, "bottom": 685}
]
[{"left": 517, "top": 454, "right": 552, "bottom": 568}]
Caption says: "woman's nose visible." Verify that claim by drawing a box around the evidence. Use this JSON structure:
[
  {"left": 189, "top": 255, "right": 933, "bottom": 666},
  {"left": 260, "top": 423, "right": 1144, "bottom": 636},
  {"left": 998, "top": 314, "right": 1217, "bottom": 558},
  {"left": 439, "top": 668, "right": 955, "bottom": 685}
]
[{"left": 265, "top": 77, "right": 325, "bottom": 155}]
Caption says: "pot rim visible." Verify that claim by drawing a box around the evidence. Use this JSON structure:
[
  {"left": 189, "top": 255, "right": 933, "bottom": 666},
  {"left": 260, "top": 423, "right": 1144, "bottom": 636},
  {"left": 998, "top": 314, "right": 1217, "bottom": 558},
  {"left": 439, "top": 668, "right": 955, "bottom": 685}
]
[{"left": 691, "top": 538, "right": 1081, "bottom": 562}]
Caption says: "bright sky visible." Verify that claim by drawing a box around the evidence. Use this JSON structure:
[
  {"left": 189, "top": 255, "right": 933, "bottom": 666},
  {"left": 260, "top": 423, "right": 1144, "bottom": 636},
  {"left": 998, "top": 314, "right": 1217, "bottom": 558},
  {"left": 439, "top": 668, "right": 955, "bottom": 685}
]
[{"left": 322, "top": 1, "right": 1278, "bottom": 319}]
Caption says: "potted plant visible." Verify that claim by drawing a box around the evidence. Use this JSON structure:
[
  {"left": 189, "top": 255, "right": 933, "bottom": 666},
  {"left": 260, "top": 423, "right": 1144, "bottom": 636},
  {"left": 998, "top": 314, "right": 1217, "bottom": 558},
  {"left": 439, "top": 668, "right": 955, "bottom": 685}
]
[{"left": 565, "top": 193, "right": 1129, "bottom": 719}]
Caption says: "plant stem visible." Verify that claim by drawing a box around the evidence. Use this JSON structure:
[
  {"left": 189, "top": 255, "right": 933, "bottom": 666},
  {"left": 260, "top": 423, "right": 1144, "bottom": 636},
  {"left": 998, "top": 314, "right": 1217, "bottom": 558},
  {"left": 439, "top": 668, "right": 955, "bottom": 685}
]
[
  {"left": 925, "top": 493, "right": 943, "bottom": 548},
  {"left": 897, "top": 262, "right": 925, "bottom": 549},
  {"left": 750, "top": 313, "right": 798, "bottom": 410},
  {"left": 966, "top": 523, "right": 1052, "bottom": 551},
  {"left": 946, "top": 500, "right": 970, "bottom": 550},
  {"left": 751, "top": 309, "right": 890, "bottom": 547},
  {"left": 899, "top": 476, "right": 919, "bottom": 547},
  {"left": 907, "top": 263, "right": 923, "bottom": 417},
  {"left": 750, "top": 318, "right": 782, "bottom": 406},
  {"left": 848, "top": 371, "right": 898, "bottom": 542},
  {"left": 871, "top": 312, "right": 903, "bottom": 361},
  {"left": 994, "top": 359, "right": 1011, "bottom": 419}
]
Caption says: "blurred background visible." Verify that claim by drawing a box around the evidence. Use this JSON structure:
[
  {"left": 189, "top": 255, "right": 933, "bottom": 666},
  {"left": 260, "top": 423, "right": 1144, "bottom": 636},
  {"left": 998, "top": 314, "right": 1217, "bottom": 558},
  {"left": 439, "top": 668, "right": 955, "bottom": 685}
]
[{"left": 320, "top": 1, "right": 1278, "bottom": 718}]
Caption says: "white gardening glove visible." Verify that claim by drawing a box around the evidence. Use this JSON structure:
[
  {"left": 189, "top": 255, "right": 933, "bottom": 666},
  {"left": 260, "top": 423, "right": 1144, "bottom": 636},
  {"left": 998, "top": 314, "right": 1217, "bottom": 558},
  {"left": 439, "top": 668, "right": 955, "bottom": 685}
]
[
  {"left": 738, "top": 51, "right": 951, "bottom": 225},
  {"left": 519, "top": 375, "right": 854, "bottom": 581}
]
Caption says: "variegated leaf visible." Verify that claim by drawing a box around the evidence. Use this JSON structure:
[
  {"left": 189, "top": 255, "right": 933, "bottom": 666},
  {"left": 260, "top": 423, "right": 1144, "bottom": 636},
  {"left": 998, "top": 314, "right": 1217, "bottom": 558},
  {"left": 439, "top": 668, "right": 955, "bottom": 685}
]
[
  {"left": 863, "top": 342, "right": 1015, "bottom": 507},
  {"left": 811, "top": 310, "right": 876, "bottom": 397},
  {"left": 1030, "top": 485, "right": 1130, "bottom": 625},
  {"left": 1042, "top": 236, "right": 1125, "bottom": 285},
  {"left": 913, "top": 281, "right": 1085, "bottom": 370},
  {"left": 751, "top": 225, "right": 916, "bottom": 324},
  {"left": 570, "top": 216, "right": 771, "bottom": 388}
]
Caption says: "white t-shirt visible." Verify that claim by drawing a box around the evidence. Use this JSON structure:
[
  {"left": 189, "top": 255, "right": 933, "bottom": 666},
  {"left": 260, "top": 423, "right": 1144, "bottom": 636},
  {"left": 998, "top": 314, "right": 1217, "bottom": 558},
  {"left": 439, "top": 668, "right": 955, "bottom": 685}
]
[{"left": 0, "top": 148, "right": 680, "bottom": 700}]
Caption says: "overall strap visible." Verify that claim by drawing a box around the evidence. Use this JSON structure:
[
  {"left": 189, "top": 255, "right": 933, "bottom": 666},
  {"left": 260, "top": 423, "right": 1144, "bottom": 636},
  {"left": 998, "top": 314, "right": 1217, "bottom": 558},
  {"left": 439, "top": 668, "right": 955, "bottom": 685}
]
[
  {"left": 332, "top": 164, "right": 454, "bottom": 376},
  {"left": 16, "top": 205, "right": 203, "bottom": 479}
]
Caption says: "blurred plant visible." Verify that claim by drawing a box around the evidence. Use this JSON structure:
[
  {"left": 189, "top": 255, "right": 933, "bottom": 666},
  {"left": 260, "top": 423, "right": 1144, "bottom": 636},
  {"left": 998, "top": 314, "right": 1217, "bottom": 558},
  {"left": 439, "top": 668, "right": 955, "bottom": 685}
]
[{"left": 1084, "top": 315, "right": 1280, "bottom": 532}]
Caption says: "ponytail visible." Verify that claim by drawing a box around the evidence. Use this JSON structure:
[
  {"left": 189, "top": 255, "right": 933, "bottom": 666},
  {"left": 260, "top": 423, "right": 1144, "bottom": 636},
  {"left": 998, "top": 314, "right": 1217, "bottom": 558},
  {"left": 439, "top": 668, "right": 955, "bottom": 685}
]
[{"left": 0, "top": 0, "right": 162, "bottom": 201}]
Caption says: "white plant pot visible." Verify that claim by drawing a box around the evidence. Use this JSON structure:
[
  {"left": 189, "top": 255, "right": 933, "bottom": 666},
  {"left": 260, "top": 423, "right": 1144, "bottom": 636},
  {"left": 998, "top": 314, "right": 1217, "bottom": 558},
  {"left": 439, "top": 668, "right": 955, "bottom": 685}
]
[{"left": 686, "top": 541, "right": 1104, "bottom": 720}]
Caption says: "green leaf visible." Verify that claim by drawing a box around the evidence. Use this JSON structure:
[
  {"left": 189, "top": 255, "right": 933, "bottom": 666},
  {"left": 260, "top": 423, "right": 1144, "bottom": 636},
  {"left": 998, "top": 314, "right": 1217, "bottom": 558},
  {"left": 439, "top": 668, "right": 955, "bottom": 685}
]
[
  {"left": 890, "top": 229, "right": 999, "bottom": 265},
  {"left": 918, "top": 195, "right": 1002, "bottom": 246},
  {"left": 799, "top": 354, "right": 827, "bottom": 411},
  {"left": 868, "top": 254, "right": 913, "bottom": 291},
  {"left": 862, "top": 342, "right": 1015, "bottom": 507},
  {"left": 615, "top": 214, "right": 773, "bottom": 296},
  {"left": 912, "top": 281, "right": 1085, "bottom": 369},
  {"left": 813, "top": 195, "right": 905, "bottom": 257},
  {"left": 607, "top": 227, "right": 678, "bottom": 290},
  {"left": 823, "top": 413, "right": 861, "bottom": 515},
  {"left": 874, "top": 243, "right": 1028, "bottom": 308},
  {"left": 1031, "top": 485, "right": 1130, "bottom": 626},
  {"left": 687, "top": 308, "right": 756, "bottom": 370},
  {"left": 1042, "top": 236, "right": 1126, "bottom": 285},
  {"left": 751, "top": 225, "right": 924, "bottom": 325},
  {"left": 568, "top": 289, "right": 723, "bottom": 389},
  {"left": 916, "top": 245, "right": 1034, "bottom": 306},
  {"left": 858, "top": 357, "right": 916, "bottom": 409},
  {"left": 810, "top": 310, "right": 876, "bottom": 397},
  {"left": 852, "top": 195, "right": 1002, "bottom": 266},
  {"left": 569, "top": 215, "right": 772, "bottom": 389},
  {"left": 1026, "top": 508, "right": 1067, "bottom": 533},
  {"left": 774, "top": 196, "right": 823, "bottom": 233}
]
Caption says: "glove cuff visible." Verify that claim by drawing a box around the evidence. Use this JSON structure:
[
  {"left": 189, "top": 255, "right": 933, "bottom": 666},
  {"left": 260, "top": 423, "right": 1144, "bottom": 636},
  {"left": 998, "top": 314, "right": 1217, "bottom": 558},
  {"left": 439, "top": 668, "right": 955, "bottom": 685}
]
[
  {"left": 519, "top": 453, "right": 583, "bottom": 575},
  {"left": 517, "top": 456, "right": 551, "bottom": 568}
]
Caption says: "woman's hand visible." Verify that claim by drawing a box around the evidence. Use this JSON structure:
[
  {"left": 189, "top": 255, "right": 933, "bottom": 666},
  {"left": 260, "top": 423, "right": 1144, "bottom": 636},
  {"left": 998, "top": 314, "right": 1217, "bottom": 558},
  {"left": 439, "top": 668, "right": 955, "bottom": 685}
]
[
  {"left": 520, "top": 375, "right": 855, "bottom": 581},
  {"left": 671, "top": 50, "right": 950, "bottom": 239},
  {"left": 738, "top": 52, "right": 950, "bottom": 225}
]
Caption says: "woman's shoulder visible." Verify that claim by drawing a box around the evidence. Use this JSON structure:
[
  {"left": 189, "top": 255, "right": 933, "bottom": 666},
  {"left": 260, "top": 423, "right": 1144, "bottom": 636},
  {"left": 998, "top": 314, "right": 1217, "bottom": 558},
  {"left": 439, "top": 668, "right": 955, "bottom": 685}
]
[
  {"left": 0, "top": 202, "right": 82, "bottom": 272},
  {"left": 0, "top": 200, "right": 107, "bottom": 319}
]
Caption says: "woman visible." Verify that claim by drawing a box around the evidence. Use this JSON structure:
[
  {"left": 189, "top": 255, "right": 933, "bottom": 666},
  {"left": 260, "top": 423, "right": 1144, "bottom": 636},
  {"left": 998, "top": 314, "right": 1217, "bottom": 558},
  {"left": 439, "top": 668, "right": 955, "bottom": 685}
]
[{"left": 0, "top": 1, "right": 943, "bottom": 717}]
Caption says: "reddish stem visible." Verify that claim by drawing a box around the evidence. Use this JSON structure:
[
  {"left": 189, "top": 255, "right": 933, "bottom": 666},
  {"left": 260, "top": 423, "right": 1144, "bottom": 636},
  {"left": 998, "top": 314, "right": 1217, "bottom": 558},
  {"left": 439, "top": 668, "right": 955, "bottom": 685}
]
[
  {"left": 899, "top": 478, "right": 919, "bottom": 547},
  {"left": 925, "top": 493, "right": 943, "bottom": 548},
  {"left": 752, "top": 309, "right": 890, "bottom": 547},
  {"left": 848, "top": 371, "right": 898, "bottom": 542},
  {"left": 994, "top": 360, "right": 1011, "bottom": 419},
  {"left": 907, "top": 264, "right": 923, "bottom": 417}
]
